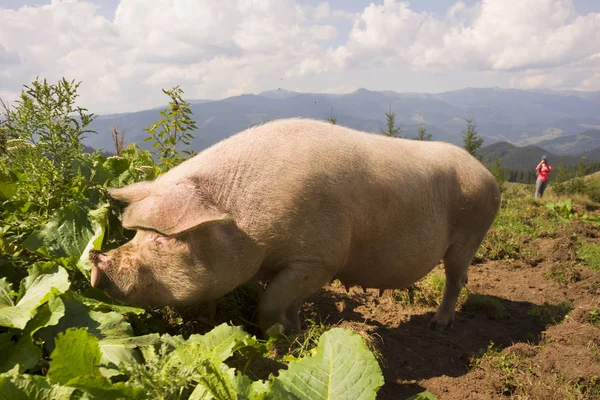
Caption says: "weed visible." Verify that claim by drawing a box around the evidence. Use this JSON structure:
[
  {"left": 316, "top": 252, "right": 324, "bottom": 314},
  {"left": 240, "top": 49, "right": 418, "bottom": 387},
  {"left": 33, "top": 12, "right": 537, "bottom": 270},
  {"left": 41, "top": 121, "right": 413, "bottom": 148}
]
[
  {"left": 589, "top": 307, "right": 600, "bottom": 326},
  {"left": 546, "top": 198, "right": 575, "bottom": 219},
  {"left": 270, "top": 311, "right": 333, "bottom": 361},
  {"left": 566, "top": 376, "right": 600, "bottom": 399},
  {"left": 472, "top": 341, "right": 600, "bottom": 399},
  {"left": 587, "top": 339, "right": 600, "bottom": 363},
  {"left": 125, "top": 341, "right": 196, "bottom": 400},
  {"left": 471, "top": 342, "right": 536, "bottom": 396},
  {"left": 543, "top": 262, "right": 581, "bottom": 288}
]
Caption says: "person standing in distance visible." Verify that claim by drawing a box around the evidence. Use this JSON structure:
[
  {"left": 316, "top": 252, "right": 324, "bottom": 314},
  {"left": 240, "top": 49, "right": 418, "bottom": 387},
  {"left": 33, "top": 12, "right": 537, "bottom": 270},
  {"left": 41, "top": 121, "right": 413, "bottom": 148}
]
[{"left": 535, "top": 155, "right": 552, "bottom": 199}]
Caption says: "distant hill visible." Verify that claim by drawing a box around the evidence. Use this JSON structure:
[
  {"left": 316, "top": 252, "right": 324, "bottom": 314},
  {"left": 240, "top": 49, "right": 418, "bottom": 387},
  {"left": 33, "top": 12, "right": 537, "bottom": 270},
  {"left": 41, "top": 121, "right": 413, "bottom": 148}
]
[
  {"left": 478, "top": 141, "right": 600, "bottom": 185},
  {"left": 534, "top": 129, "right": 600, "bottom": 155},
  {"left": 82, "top": 87, "right": 600, "bottom": 154},
  {"left": 579, "top": 145, "right": 600, "bottom": 162},
  {"left": 478, "top": 142, "right": 600, "bottom": 170}
]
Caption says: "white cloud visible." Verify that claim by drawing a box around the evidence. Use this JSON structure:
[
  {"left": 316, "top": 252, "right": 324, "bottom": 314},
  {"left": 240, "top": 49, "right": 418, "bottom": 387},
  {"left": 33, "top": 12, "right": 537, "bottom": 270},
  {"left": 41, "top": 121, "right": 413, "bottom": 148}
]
[
  {"left": 313, "top": 2, "right": 331, "bottom": 21},
  {"left": 336, "top": 0, "right": 600, "bottom": 73},
  {"left": 347, "top": 0, "right": 425, "bottom": 52},
  {"left": 310, "top": 25, "right": 337, "bottom": 41},
  {"left": 332, "top": 9, "right": 355, "bottom": 20},
  {"left": 0, "top": 0, "right": 599, "bottom": 114},
  {"left": 447, "top": 1, "right": 466, "bottom": 19},
  {"left": 509, "top": 71, "right": 565, "bottom": 89},
  {"left": 0, "top": 0, "right": 339, "bottom": 112}
]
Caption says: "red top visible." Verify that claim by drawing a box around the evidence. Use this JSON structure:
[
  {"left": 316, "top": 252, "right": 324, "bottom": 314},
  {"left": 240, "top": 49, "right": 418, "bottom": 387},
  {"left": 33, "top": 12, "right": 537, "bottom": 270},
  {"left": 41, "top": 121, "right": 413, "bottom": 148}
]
[{"left": 536, "top": 162, "right": 552, "bottom": 181}]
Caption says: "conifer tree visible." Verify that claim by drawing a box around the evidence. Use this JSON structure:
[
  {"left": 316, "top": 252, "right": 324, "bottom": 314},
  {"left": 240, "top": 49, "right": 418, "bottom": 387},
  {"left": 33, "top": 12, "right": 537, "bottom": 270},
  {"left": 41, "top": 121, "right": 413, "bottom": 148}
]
[
  {"left": 380, "top": 103, "right": 403, "bottom": 138},
  {"left": 414, "top": 127, "right": 432, "bottom": 141},
  {"left": 328, "top": 106, "right": 337, "bottom": 124},
  {"left": 462, "top": 117, "right": 483, "bottom": 158}
]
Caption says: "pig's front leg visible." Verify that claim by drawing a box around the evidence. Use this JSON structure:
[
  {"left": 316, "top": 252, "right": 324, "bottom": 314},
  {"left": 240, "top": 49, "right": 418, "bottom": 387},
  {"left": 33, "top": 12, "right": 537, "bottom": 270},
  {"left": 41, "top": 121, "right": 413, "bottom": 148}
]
[{"left": 258, "top": 261, "right": 335, "bottom": 334}]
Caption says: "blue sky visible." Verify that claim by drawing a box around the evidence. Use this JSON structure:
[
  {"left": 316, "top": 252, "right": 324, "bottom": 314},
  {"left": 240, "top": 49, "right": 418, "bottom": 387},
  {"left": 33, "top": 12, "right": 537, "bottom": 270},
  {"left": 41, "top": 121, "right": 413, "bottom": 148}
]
[
  {"left": 1, "top": 0, "right": 600, "bottom": 113},
  {"left": 4, "top": 0, "right": 599, "bottom": 19}
]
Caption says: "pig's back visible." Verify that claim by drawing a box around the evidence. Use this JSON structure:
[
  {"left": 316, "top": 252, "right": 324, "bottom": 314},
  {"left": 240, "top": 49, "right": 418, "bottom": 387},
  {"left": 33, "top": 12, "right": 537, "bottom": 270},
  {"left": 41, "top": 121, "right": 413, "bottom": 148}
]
[{"left": 167, "top": 118, "right": 499, "bottom": 281}]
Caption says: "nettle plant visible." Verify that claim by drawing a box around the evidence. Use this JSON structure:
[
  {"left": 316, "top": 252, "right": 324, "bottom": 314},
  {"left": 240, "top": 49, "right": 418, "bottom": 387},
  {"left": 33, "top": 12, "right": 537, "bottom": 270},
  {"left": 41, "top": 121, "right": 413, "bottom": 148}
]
[
  {"left": 144, "top": 86, "right": 197, "bottom": 171},
  {"left": 1, "top": 78, "right": 96, "bottom": 217}
]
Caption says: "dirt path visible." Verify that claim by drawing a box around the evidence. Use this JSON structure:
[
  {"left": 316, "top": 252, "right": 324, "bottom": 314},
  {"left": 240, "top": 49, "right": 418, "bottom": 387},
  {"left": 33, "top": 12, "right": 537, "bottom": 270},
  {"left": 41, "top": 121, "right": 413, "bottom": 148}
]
[{"left": 302, "top": 220, "right": 600, "bottom": 399}]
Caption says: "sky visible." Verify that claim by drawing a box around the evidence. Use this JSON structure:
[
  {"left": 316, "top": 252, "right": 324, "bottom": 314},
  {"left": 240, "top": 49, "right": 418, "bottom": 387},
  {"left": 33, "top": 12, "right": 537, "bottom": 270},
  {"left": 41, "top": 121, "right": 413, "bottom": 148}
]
[{"left": 1, "top": 0, "right": 599, "bottom": 114}]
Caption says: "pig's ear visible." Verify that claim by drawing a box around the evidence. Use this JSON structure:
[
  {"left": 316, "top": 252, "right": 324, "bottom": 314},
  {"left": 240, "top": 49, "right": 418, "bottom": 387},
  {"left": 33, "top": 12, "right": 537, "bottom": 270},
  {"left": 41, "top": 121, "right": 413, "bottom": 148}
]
[
  {"left": 120, "top": 181, "right": 233, "bottom": 236},
  {"left": 107, "top": 181, "right": 153, "bottom": 203}
]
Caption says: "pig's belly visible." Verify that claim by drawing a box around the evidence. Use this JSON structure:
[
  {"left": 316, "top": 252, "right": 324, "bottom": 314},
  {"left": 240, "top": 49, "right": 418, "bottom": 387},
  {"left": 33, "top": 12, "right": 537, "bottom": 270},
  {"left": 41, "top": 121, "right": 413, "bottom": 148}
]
[{"left": 334, "top": 245, "right": 447, "bottom": 289}]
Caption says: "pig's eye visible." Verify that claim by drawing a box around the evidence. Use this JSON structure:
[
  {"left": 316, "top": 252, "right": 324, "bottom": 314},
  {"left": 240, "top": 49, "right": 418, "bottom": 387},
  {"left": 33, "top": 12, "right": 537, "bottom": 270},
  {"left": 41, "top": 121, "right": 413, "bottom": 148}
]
[{"left": 147, "top": 232, "right": 169, "bottom": 245}]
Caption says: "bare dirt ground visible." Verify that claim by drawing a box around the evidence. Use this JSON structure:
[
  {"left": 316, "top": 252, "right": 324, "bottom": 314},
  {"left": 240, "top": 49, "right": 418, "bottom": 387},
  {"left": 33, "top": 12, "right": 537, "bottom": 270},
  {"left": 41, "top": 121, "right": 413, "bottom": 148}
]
[{"left": 300, "top": 218, "right": 600, "bottom": 399}]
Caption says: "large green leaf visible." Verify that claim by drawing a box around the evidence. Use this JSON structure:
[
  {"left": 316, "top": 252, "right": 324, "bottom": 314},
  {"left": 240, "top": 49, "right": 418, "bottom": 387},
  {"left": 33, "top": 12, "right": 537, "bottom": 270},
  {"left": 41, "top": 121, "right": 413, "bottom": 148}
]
[
  {"left": 47, "top": 328, "right": 145, "bottom": 399},
  {"left": 0, "top": 277, "right": 15, "bottom": 308},
  {"left": 189, "top": 361, "right": 270, "bottom": 400},
  {"left": 188, "top": 359, "right": 238, "bottom": 400},
  {"left": 102, "top": 150, "right": 159, "bottom": 187},
  {"left": 66, "top": 290, "right": 145, "bottom": 316},
  {"left": 38, "top": 298, "right": 133, "bottom": 354},
  {"left": 103, "top": 157, "right": 130, "bottom": 177},
  {"left": 76, "top": 203, "right": 109, "bottom": 277},
  {"left": 267, "top": 328, "right": 384, "bottom": 400},
  {"left": 22, "top": 201, "right": 109, "bottom": 276},
  {"left": 37, "top": 297, "right": 142, "bottom": 378},
  {"left": 0, "top": 294, "right": 66, "bottom": 373},
  {"left": 0, "top": 265, "right": 69, "bottom": 329},
  {"left": 180, "top": 324, "right": 259, "bottom": 362},
  {"left": 0, "top": 171, "right": 17, "bottom": 200},
  {"left": 47, "top": 328, "right": 102, "bottom": 384},
  {"left": 98, "top": 334, "right": 160, "bottom": 376},
  {"left": 0, "top": 366, "right": 75, "bottom": 400},
  {"left": 0, "top": 333, "right": 39, "bottom": 375}
]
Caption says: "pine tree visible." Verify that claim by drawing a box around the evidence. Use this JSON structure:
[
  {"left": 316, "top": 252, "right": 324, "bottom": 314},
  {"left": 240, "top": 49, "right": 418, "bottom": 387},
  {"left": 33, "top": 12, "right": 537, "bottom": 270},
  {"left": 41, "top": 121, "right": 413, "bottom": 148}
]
[
  {"left": 552, "top": 157, "right": 569, "bottom": 195},
  {"left": 488, "top": 156, "right": 505, "bottom": 190},
  {"left": 328, "top": 106, "right": 337, "bottom": 125},
  {"left": 462, "top": 117, "right": 483, "bottom": 158},
  {"left": 380, "top": 103, "right": 403, "bottom": 138},
  {"left": 414, "top": 126, "right": 432, "bottom": 141}
]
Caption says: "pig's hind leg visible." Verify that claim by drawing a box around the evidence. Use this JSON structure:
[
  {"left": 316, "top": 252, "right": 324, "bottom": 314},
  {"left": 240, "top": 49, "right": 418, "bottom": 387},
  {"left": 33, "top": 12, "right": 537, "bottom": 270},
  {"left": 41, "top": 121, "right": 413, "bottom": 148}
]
[
  {"left": 428, "top": 235, "right": 483, "bottom": 331},
  {"left": 258, "top": 261, "right": 335, "bottom": 334}
]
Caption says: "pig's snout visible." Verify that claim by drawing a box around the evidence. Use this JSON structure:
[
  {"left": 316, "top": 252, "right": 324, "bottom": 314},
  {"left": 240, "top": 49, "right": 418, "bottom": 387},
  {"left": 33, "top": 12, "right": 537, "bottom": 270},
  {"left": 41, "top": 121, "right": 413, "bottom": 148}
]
[{"left": 88, "top": 249, "right": 106, "bottom": 288}]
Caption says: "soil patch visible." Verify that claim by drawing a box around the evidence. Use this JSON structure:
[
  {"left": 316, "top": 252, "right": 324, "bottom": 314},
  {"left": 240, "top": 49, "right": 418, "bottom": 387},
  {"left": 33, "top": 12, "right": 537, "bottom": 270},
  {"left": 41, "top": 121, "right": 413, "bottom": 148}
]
[{"left": 297, "top": 221, "right": 600, "bottom": 399}]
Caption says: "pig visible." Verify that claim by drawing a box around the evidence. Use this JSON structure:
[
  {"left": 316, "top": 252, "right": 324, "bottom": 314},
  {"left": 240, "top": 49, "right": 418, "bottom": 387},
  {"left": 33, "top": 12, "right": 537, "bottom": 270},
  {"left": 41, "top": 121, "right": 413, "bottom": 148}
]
[{"left": 89, "top": 118, "right": 501, "bottom": 334}]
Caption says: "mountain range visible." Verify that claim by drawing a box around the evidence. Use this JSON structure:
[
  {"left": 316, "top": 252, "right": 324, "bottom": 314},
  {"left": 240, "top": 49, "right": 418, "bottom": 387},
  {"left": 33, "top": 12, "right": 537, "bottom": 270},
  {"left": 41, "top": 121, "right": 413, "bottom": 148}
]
[{"left": 83, "top": 87, "right": 600, "bottom": 162}]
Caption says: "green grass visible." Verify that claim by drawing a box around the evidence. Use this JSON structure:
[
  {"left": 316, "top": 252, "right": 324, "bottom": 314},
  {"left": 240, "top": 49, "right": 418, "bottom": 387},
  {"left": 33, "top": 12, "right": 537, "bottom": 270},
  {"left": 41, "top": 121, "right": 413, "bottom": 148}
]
[
  {"left": 475, "top": 191, "right": 567, "bottom": 263},
  {"left": 588, "top": 307, "right": 600, "bottom": 326},
  {"left": 577, "top": 242, "right": 600, "bottom": 271},
  {"left": 392, "top": 267, "right": 468, "bottom": 308},
  {"left": 277, "top": 311, "right": 333, "bottom": 360},
  {"left": 470, "top": 341, "right": 537, "bottom": 397}
]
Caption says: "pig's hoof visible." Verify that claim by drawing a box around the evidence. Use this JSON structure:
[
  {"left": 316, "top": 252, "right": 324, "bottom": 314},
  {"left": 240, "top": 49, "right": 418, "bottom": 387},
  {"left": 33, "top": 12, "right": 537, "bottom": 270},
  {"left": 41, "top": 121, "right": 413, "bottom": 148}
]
[{"left": 427, "top": 316, "right": 454, "bottom": 332}]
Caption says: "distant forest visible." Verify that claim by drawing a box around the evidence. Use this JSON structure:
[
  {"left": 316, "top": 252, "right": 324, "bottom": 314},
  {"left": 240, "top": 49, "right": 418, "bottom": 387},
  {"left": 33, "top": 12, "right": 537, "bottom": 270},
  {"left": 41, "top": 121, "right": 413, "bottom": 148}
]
[{"left": 501, "top": 161, "right": 600, "bottom": 184}]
